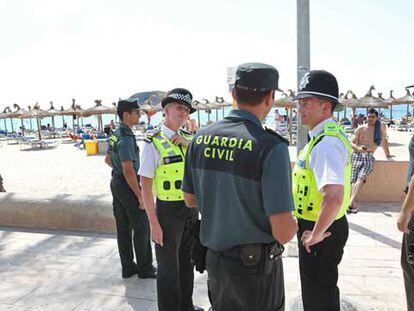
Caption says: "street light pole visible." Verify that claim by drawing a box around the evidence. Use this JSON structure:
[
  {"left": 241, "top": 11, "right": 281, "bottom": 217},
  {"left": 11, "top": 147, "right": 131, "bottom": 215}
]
[{"left": 297, "top": 0, "right": 310, "bottom": 152}]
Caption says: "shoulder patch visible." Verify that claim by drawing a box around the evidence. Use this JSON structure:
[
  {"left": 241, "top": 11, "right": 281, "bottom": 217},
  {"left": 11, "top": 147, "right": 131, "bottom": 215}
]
[
  {"left": 147, "top": 129, "right": 161, "bottom": 137},
  {"left": 264, "top": 127, "right": 289, "bottom": 145},
  {"left": 144, "top": 136, "right": 153, "bottom": 143}
]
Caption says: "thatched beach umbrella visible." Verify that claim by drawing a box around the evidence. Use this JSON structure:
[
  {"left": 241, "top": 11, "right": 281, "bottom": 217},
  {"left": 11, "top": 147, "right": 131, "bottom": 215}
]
[
  {"left": 356, "top": 86, "right": 389, "bottom": 109},
  {"left": 6, "top": 104, "right": 24, "bottom": 133},
  {"left": 129, "top": 91, "right": 166, "bottom": 124},
  {"left": 274, "top": 90, "right": 297, "bottom": 143},
  {"left": 44, "top": 101, "right": 60, "bottom": 130},
  {"left": 13, "top": 104, "right": 31, "bottom": 135},
  {"left": 23, "top": 103, "right": 48, "bottom": 140},
  {"left": 273, "top": 90, "right": 296, "bottom": 109},
  {"left": 393, "top": 88, "right": 414, "bottom": 119},
  {"left": 0, "top": 106, "right": 11, "bottom": 132},
  {"left": 192, "top": 100, "right": 209, "bottom": 127},
  {"left": 383, "top": 90, "right": 397, "bottom": 120},
  {"left": 60, "top": 99, "right": 84, "bottom": 130},
  {"left": 213, "top": 96, "right": 232, "bottom": 118},
  {"left": 82, "top": 100, "right": 116, "bottom": 131}
]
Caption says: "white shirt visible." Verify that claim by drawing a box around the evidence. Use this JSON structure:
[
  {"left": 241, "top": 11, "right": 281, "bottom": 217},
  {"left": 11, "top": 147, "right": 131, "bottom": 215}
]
[
  {"left": 308, "top": 118, "right": 348, "bottom": 191},
  {"left": 138, "top": 125, "right": 178, "bottom": 178}
]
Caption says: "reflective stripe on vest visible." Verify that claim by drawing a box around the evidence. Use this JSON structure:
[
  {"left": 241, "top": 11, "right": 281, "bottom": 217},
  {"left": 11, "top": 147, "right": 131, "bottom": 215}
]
[
  {"left": 151, "top": 130, "right": 193, "bottom": 201},
  {"left": 292, "top": 122, "right": 352, "bottom": 221}
]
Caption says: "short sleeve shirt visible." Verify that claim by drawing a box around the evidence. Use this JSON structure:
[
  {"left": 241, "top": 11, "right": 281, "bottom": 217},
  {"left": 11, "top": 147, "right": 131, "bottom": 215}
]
[
  {"left": 183, "top": 109, "right": 294, "bottom": 251},
  {"left": 138, "top": 126, "right": 177, "bottom": 179},
  {"left": 308, "top": 118, "right": 348, "bottom": 191},
  {"left": 109, "top": 123, "right": 140, "bottom": 176}
]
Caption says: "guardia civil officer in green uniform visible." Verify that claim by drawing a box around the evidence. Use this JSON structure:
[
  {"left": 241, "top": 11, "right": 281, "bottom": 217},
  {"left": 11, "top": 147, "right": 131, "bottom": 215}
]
[
  {"left": 104, "top": 99, "right": 156, "bottom": 279},
  {"left": 183, "top": 63, "right": 298, "bottom": 311},
  {"left": 139, "top": 88, "right": 203, "bottom": 311},
  {"left": 292, "top": 70, "right": 351, "bottom": 310}
]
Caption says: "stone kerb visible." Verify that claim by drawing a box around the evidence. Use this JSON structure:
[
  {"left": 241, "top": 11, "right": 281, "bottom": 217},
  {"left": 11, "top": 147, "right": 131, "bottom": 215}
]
[{"left": 0, "top": 192, "right": 116, "bottom": 233}]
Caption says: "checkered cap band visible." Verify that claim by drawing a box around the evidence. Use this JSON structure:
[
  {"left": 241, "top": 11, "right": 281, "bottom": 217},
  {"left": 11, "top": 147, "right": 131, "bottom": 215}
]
[{"left": 168, "top": 93, "right": 192, "bottom": 104}]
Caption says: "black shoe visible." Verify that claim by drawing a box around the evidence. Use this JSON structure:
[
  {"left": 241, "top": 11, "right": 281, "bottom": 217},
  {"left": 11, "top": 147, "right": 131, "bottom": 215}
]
[
  {"left": 138, "top": 266, "right": 157, "bottom": 279},
  {"left": 194, "top": 307, "right": 204, "bottom": 311},
  {"left": 122, "top": 265, "right": 138, "bottom": 279}
]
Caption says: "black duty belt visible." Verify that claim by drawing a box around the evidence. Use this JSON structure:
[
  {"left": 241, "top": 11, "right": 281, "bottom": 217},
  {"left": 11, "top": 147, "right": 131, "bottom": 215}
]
[{"left": 211, "top": 242, "right": 284, "bottom": 266}]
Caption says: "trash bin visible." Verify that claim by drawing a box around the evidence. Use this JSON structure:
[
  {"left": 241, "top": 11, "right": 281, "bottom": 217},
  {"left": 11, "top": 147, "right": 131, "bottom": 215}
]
[
  {"left": 97, "top": 139, "right": 108, "bottom": 154},
  {"left": 85, "top": 140, "right": 98, "bottom": 155}
]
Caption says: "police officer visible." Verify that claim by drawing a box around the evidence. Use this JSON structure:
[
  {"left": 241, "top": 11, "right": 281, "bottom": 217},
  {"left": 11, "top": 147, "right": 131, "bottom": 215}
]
[
  {"left": 292, "top": 70, "right": 351, "bottom": 310},
  {"left": 182, "top": 63, "right": 298, "bottom": 311},
  {"left": 104, "top": 99, "right": 156, "bottom": 279},
  {"left": 397, "top": 135, "right": 414, "bottom": 311},
  {"left": 139, "top": 88, "right": 203, "bottom": 311}
]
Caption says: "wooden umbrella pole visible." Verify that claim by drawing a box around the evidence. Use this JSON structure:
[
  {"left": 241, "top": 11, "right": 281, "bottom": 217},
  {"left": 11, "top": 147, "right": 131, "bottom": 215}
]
[
  {"left": 197, "top": 111, "right": 200, "bottom": 129},
  {"left": 37, "top": 118, "right": 42, "bottom": 142},
  {"left": 20, "top": 119, "right": 24, "bottom": 136}
]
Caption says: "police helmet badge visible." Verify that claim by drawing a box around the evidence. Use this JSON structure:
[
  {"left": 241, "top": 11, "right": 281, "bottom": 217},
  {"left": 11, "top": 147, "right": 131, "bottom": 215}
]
[{"left": 299, "top": 72, "right": 310, "bottom": 91}]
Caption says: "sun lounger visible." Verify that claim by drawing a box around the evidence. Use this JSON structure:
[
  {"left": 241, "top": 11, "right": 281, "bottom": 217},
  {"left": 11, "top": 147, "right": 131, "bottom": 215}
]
[{"left": 20, "top": 139, "right": 60, "bottom": 150}]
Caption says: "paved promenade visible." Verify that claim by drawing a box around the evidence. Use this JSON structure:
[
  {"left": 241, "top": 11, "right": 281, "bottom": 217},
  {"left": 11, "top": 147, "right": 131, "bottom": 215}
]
[{"left": 0, "top": 202, "right": 406, "bottom": 310}]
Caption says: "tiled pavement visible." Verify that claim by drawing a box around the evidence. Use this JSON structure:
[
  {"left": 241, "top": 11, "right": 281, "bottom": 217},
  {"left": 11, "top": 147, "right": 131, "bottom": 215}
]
[{"left": 0, "top": 202, "right": 407, "bottom": 310}]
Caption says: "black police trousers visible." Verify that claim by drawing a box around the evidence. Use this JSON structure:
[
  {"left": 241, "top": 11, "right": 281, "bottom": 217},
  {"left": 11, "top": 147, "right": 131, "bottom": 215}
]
[
  {"left": 297, "top": 216, "right": 348, "bottom": 311},
  {"left": 206, "top": 245, "right": 285, "bottom": 311},
  {"left": 402, "top": 233, "right": 414, "bottom": 311},
  {"left": 155, "top": 199, "right": 198, "bottom": 311},
  {"left": 110, "top": 176, "right": 153, "bottom": 275}
]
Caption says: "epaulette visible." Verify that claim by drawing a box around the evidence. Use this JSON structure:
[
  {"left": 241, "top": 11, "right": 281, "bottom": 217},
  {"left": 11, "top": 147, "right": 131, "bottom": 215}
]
[
  {"left": 264, "top": 127, "right": 289, "bottom": 145},
  {"left": 179, "top": 128, "right": 192, "bottom": 135},
  {"left": 144, "top": 129, "right": 161, "bottom": 143}
]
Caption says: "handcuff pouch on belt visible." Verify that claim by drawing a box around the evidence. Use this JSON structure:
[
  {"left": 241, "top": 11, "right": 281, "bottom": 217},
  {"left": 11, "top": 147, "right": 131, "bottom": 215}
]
[
  {"left": 240, "top": 244, "right": 262, "bottom": 266},
  {"left": 239, "top": 243, "right": 284, "bottom": 267}
]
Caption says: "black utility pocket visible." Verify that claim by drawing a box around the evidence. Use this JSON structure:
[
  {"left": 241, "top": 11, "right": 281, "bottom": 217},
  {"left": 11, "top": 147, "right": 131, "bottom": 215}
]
[
  {"left": 240, "top": 244, "right": 262, "bottom": 266},
  {"left": 175, "top": 180, "right": 182, "bottom": 190},
  {"left": 163, "top": 181, "right": 171, "bottom": 190}
]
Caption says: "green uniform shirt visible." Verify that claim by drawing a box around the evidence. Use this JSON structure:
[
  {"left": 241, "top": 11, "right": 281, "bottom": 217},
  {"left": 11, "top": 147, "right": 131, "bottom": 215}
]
[
  {"left": 108, "top": 122, "right": 140, "bottom": 177},
  {"left": 183, "top": 109, "right": 294, "bottom": 251}
]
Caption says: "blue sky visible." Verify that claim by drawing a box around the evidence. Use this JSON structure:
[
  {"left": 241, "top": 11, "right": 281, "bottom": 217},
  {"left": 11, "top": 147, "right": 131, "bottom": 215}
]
[{"left": 0, "top": 0, "right": 413, "bottom": 111}]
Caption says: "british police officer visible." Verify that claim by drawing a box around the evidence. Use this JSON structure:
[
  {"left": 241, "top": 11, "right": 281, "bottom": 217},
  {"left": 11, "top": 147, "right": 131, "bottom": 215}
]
[
  {"left": 104, "top": 99, "right": 156, "bottom": 279},
  {"left": 182, "top": 63, "right": 298, "bottom": 311},
  {"left": 139, "top": 88, "right": 203, "bottom": 311},
  {"left": 292, "top": 70, "right": 351, "bottom": 310}
]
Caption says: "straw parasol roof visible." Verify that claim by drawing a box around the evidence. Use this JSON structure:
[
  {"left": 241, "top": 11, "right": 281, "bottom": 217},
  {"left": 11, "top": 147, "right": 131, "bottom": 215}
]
[
  {"left": 356, "top": 86, "right": 389, "bottom": 109},
  {"left": 192, "top": 100, "right": 210, "bottom": 111},
  {"left": 0, "top": 106, "right": 11, "bottom": 119},
  {"left": 129, "top": 91, "right": 166, "bottom": 112},
  {"left": 392, "top": 88, "right": 414, "bottom": 105},
  {"left": 82, "top": 100, "right": 116, "bottom": 117},
  {"left": 274, "top": 89, "right": 296, "bottom": 108},
  {"left": 214, "top": 96, "right": 232, "bottom": 108},
  {"left": 60, "top": 99, "right": 84, "bottom": 116}
]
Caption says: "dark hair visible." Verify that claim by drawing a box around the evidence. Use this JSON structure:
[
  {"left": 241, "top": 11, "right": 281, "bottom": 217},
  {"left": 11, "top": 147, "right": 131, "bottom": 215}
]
[
  {"left": 117, "top": 109, "right": 132, "bottom": 121},
  {"left": 234, "top": 87, "right": 272, "bottom": 106},
  {"left": 368, "top": 108, "right": 379, "bottom": 117}
]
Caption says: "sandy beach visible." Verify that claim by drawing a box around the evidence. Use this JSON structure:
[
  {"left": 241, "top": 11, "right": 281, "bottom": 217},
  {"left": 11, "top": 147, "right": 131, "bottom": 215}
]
[{"left": 0, "top": 127, "right": 411, "bottom": 196}]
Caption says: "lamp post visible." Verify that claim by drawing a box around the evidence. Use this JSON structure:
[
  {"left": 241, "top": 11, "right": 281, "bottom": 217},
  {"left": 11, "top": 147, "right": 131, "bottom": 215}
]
[{"left": 297, "top": 0, "right": 310, "bottom": 152}]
